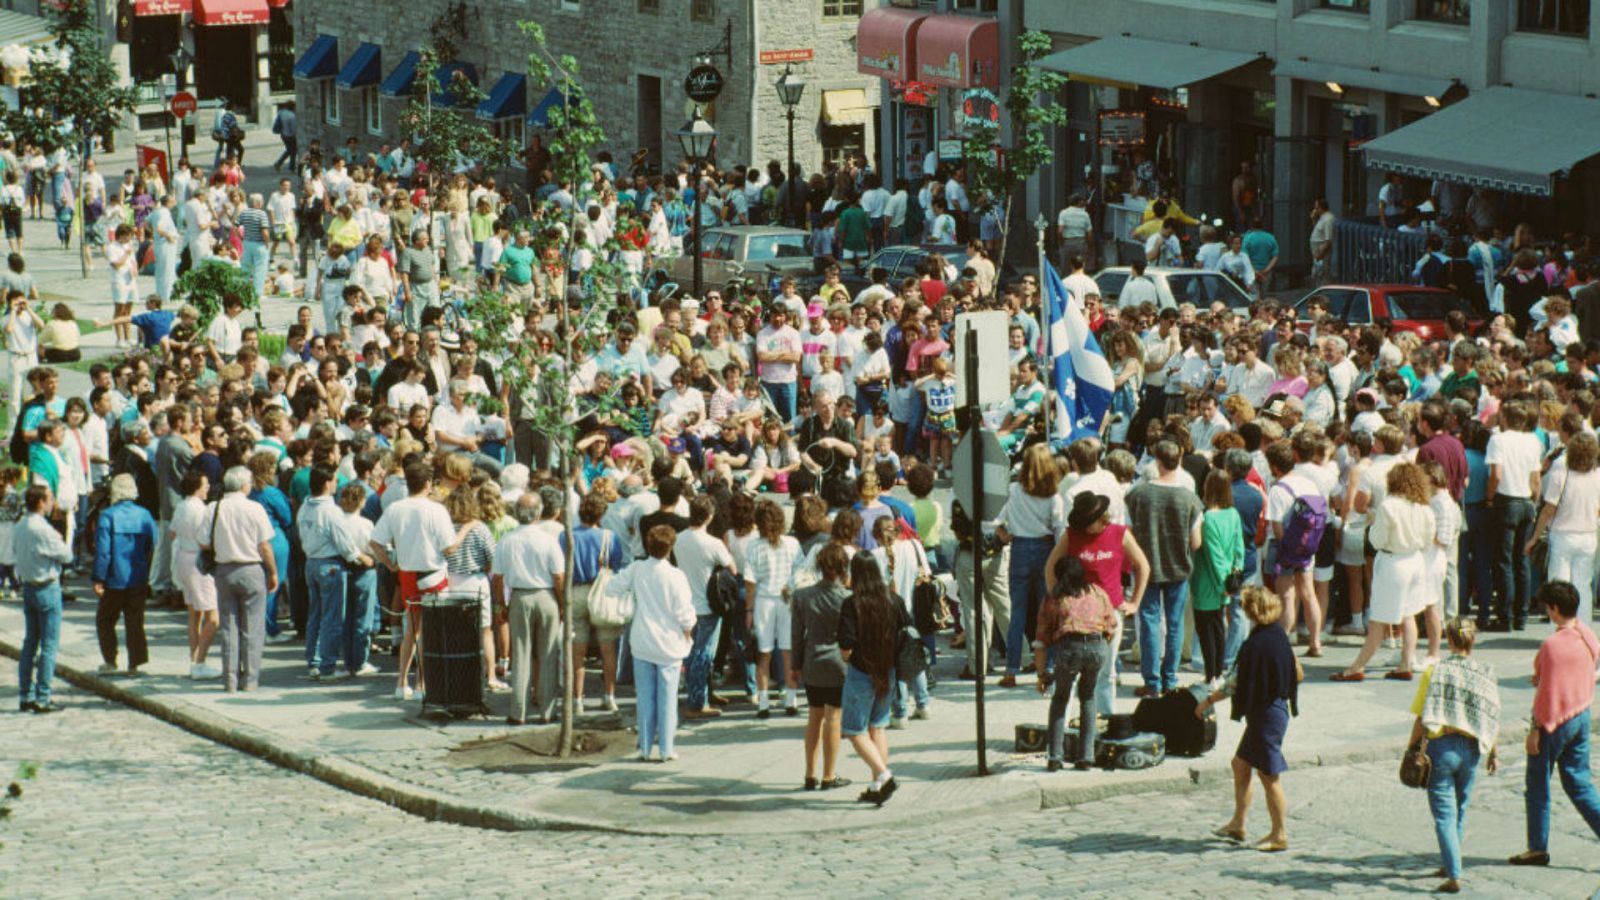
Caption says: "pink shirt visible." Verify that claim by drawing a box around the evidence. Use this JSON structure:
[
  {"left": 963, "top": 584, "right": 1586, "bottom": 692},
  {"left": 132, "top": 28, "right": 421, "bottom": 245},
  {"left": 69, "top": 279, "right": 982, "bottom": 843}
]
[
  {"left": 1066, "top": 524, "right": 1129, "bottom": 609},
  {"left": 1532, "top": 621, "right": 1600, "bottom": 733}
]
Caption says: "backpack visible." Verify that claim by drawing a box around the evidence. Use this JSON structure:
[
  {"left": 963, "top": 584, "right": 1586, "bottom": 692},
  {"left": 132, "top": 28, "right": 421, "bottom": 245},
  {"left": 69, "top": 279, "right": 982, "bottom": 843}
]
[
  {"left": 705, "top": 563, "right": 740, "bottom": 618},
  {"left": 896, "top": 623, "right": 930, "bottom": 680},
  {"left": 912, "top": 577, "right": 950, "bottom": 636},
  {"left": 1275, "top": 482, "right": 1329, "bottom": 572},
  {"left": 8, "top": 397, "right": 43, "bottom": 465}
]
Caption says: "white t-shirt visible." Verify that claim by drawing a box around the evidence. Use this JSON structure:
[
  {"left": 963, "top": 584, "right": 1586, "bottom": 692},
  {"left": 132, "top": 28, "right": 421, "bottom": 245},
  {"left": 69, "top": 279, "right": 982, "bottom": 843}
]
[
  {"left": 674, "top": 527, "right": 735, "bottom": 616},
  {"left": 1267, "top": 471, "right": 1322, "bottom": 529},
  {"left": 5, "top": 311, "right": 38, "bottom": 355},
  {"left": 755, "top": 325, "right": 802, "bottom": 384},
  {"left": 1543, "top": 460, "right": 1600, "bottom": 534},
  {"left": 1484, "top": 430, "right": 1543, "bottom": 499}
]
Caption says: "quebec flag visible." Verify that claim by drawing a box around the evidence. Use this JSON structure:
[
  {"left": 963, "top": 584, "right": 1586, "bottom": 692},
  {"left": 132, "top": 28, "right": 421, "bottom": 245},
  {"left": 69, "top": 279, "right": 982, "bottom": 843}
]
[{"left": 1043, "top": 260, "right": 1114, "bottom": 442}]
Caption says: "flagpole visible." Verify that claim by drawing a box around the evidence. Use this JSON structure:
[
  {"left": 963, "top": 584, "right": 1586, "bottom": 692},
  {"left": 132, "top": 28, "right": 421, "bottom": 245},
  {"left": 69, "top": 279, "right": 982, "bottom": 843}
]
[{"left": 1034, "top": 214, "right": 1052, "bottom": 444}]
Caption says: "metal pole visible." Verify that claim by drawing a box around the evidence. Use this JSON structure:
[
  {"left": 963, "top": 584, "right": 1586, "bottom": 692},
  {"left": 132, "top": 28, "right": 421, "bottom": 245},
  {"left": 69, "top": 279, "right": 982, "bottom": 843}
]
[
  {"left": 785, "top": 107, "right": 796, "bottom": 228},
  {"left": 968, "top": 327, "right": 987, "bottom": 777},
  {"left": 691, "top": 169, "right": 704, "bottom": 298},
  {"left": 1037, "top": 218, "right": 1052, "bottom": 443}
]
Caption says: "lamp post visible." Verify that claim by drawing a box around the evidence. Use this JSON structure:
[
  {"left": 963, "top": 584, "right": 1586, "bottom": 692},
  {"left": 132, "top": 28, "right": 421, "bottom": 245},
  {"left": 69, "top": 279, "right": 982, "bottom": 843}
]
[
  {"left": 774, "top": 63, "right": 806, "bottom": 228},
  {"left": 675, "top": 108, "right": 717, "bottom": 299}
]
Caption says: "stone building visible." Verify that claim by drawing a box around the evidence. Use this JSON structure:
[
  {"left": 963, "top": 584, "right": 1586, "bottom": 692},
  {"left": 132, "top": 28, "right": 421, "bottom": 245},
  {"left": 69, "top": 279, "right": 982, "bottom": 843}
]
[{"left": 291, "top": 0, "right": 881, "bottom": 191}]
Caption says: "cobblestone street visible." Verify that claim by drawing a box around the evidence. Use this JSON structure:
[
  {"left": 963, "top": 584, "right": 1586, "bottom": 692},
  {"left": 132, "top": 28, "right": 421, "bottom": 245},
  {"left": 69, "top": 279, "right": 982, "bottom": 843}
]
[{"left": 4, "top": 672, "right": 1598, "bottom": 898}]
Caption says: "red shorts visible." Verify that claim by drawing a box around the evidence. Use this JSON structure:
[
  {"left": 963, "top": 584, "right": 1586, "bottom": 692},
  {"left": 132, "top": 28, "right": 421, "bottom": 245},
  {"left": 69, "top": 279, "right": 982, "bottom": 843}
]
[{"left": 398, "top": 570, "right": 449, "bottom": 611}]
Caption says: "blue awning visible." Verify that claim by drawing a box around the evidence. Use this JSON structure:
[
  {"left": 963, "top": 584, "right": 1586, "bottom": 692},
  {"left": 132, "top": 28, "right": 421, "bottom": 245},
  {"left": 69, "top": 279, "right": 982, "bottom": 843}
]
[
  {"left": 476, "top": 73, "right": 526, "bottom": 121},
  {"left": 292, "top": 34, "right": 338, "bottom": 80},
  {"left": 335, "top": 42, "right": 381, "bottom": 90},
  {"left": 527, "top": 86, "right": 573, "bottom": 128},
  {"left": 378, "top": 50, "right": 420, "bottom": 98},
  {"left": 431, "top": 62, "right": 478, "bottom": 107}
]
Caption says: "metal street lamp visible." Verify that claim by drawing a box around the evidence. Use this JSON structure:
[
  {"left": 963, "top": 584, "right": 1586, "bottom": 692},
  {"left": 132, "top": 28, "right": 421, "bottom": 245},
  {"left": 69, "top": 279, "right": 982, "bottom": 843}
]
[
  {"left": 774, "top": 63, "right": 806, "bottom": 228},
  {"left": 675, "top": 108, "right": 718, "bottom": 299}
]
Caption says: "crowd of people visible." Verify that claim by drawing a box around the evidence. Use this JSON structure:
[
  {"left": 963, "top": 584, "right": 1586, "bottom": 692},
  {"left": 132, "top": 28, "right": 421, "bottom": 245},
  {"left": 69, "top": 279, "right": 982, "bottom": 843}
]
[{"left": 2, "top": 132, "right": 1599, "bottom": 852}]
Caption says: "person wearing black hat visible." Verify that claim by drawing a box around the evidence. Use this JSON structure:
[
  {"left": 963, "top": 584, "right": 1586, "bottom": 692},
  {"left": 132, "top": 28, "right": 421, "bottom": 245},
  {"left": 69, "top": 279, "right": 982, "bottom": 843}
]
[{"left": 1046, "top": 490, "right": 1150, "bottom": 716}]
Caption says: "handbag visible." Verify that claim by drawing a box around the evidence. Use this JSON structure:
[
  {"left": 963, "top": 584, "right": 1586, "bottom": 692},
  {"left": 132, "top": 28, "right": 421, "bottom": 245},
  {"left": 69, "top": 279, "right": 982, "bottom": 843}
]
[
  {"left": 1399, "top": 737, "right": 1431, "bottom": 788},
  {"left": 197, "top": 500, "right": 220, "bottom": 576},
  {"left": 587, "top": 535, "right": 634, "bottom": 628}
]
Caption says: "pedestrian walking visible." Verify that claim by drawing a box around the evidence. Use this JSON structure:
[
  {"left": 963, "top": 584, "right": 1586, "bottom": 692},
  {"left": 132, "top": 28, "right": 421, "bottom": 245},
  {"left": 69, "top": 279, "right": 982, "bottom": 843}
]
[
  {"left": 792, "top": 541, "right": 852, "bottom": 789},
  {"left": 838, "top": 553, "right": 908, "bottom": 805},
  {"left": 202, "top": 466, "right": 281, "bottom": 693},
  {"left": 92, "top": 473, "right": 158, "bottom": 677},
  {"left": 15, "top": 484, "right": 71, "bottom": 713}
]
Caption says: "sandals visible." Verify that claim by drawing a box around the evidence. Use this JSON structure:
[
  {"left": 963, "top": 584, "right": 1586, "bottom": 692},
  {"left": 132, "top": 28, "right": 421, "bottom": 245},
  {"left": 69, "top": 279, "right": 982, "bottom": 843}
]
[
  {"left": 820, "top": 776, "right": 851, "bottom": 790},
  {"left": 1211, "top": 825, "right": 1245, "bottom": 843},
  {"left": 1329, "top": 671, "right": 1365, "bottom": 682},
  {"left": 1302, "top": 647, "right": 1323, "bottom": 658},
  {"left": 1385, "top": 670, "right": 1415, "bottom": 681},
  {"left": 1254, "top": 837, "right": 1289, "bottom": 853}
]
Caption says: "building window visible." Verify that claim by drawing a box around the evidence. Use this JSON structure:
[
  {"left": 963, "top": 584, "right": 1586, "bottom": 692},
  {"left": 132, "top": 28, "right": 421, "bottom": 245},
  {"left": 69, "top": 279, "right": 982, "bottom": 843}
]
[
  {"left": 362, "top": 86, "right": 381, "bottom": 135},
  {"left": 492, "top": 118, "right": 526, "bottom": 161},
  {"left": 557, "top": 0, "right": 579, "bottom": 10},
  {"left": 1517, "top": 0, "right": 1589, "bottom": 35},
  {"left": 638, "top": 0, "right": 658, "bottom": 10},
  {"left": 822, "top": 0, "right": 863, "bottom": 16},
  {"left": 691, "top": 0, "right": 715, "bottom": 21},
  {"left": 821, "top": 124, "right": 865, "bottom": 172},
  {"left": 320, "top": 80, "right": 339, "bottom": 125},
  {"left": 1415, "top": 0, "right": 1468, "bottom": 23},
  {"left": 952, "top": 0, "right": 997, "bottom": 10},
  {"left": 1320, "top": 0, "right": 1370, "bottom": 10}
]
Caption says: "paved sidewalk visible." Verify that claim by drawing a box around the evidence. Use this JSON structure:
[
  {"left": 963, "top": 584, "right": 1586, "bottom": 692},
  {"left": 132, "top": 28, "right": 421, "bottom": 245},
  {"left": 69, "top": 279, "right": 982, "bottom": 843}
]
[{"left": 1, "top": 578, "right": 1567, "bottom": 836}]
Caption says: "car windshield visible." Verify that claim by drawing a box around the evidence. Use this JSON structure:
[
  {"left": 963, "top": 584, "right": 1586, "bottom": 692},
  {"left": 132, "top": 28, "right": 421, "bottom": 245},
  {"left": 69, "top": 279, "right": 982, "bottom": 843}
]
[
  {"left": 1166, "top": 273, "right": 1249, "bottom": 309},
  {"left": 1297, "top": 289, "right": 1371, "bottom": 324},
  {"left": 746, "top": 235, "right": 809, "bottom": 261},
  {"left": 1094, "top": 272, "right": 1130, "bottom": 298},
  {"left": 1383, "top": 291, "right": 1476, "bottom": 321}
]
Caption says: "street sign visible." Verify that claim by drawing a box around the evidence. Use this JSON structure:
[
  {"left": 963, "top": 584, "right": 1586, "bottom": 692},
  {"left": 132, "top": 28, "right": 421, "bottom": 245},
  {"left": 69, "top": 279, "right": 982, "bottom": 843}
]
[
  {"left": 953, "top": 430, "right": 1009, "bottom": 518},
  {"left": 684, "top": 65, "right": 725, "bottom": 104},
  {"left": 169, "top": 91, "right": 197, "bottom": 119},
  {"left": 759, "top": 48, "right": 813, "bottom": 65},
  {"left": 952, "top": 311, "right": 1009, "bottom": 408}
]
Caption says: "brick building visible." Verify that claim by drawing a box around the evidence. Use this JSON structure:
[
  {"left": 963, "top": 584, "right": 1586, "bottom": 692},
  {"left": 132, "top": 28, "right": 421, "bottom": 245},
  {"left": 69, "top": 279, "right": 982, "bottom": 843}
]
[{"left": 291, "top": 0, "right": 881, "bottom": 189}]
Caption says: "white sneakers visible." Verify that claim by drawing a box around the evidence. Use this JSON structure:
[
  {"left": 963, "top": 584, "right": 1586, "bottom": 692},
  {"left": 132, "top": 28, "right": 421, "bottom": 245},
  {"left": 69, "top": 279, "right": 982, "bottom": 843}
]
[
  {"left": 96, "top": 663, "right": 118, "bottom": 675},
  {"left": 352, "top": 663, "right": 380, "bottom": 677},
  {"left": 604, "top": 696, "right": 620, "bottom": 713},
  {"left": 189, "top": 663, "right": 222, "bottom": 680}
]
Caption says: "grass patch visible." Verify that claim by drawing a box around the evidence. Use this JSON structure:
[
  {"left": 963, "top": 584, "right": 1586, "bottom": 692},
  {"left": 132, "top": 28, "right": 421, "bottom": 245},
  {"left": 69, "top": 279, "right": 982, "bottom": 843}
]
[{"left": 259, "top": 333, "right": 286, "bottom": 360}]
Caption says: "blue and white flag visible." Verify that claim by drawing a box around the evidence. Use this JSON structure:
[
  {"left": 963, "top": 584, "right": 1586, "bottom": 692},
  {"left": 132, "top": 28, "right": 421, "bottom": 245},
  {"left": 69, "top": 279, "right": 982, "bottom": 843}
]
[{"left": 1043, "top": 260, "right": 1115, "bottom": 442}]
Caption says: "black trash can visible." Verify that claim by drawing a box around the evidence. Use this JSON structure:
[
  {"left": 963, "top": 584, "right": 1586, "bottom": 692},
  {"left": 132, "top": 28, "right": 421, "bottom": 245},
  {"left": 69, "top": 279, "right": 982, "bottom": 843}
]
[{"left": 420, "top": 591, "right": 488, "bottom": 719}]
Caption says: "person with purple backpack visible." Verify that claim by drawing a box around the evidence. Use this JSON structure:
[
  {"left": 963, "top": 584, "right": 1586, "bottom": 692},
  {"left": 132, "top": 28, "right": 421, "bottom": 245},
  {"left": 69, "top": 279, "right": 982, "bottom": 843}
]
[{"left": 1263, "top": 442, "right": 1329, "bottom": 657}]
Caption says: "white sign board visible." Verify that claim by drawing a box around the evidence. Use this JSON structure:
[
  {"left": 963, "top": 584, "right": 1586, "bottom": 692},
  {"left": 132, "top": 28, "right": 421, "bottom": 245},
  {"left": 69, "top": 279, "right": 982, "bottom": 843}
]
[
  {"left": 953, "top": 311, "right": 1010, "bottom": 408},
  {"left": 953, "top": 429, "right": 1010, "bottom": 518}
]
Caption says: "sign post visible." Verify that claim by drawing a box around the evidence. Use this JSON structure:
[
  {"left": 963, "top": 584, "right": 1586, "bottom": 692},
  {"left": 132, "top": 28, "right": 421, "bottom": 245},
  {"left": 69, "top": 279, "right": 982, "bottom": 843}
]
[{"left": 170, "top": 91, "right": 197, "bottom": 165}]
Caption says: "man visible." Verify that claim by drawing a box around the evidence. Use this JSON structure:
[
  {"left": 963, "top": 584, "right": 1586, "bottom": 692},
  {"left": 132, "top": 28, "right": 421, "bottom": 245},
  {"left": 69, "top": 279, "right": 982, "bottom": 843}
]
[
  {"left": 1308, "top": 198, "right": 1335, "bottom": 286},
  {"left": 5, "top": 289, "right": 41, "bottom": 426},
  {"left": 837, "top": 195, "right": 870, "bottom": 262},
  {"left": 858, "top": 173, "right": 889, "bottom": 251},
  {"left": 1059, "top": 438, "right": 1127, "bottom": 526},
  {"left": 92, "top": 473, "right": 158, "bottom": 677},
  {"left": 1061, "top": 255, "right": 1099, "bottom": 308},
  {"left": 182, "top": 180, "right": 214, "bottom": 265},
  {"left": 499, "top": 229, "right": 537, "bottom": 306},
  {"left": 205, "top": 295, "right": 246, "bottom": 367},
  {"left": 995, "top": 359, "right": 1045, "bottom": 454},
  {"left": 370, "top": 461, "right": 458, "bottom": 700},
  {"left": 1056, "top": 194, "right": 1094, "bottom": 272},
  {"left": 797, "top": 389, "right": 858, "bottom": 506},
  {"left": 267, "top": 177, "right": 298, "bottom": 263},
  {"left": 756, "top": 305, "right": 802, "bottom": 422},
  {"left": 1241, "top": 218, "right": 1280, "bottom": 301},
  {"left": 202, "top": 466, "right": 280, "bottom": 692},
  {"left": 1231, "top": 160, "right": 1259, "bottom": 231},
  {"left": 1264, "top": 441, "right": 1323, "bottom": 649},
  {"left": 238, "top": 193, "right": 272, "bottom": 301},
  {"left": 638, "top": 476, "right": 692, "bottom": 539},
  {"left": 1125, "top": 440, "right": 1204, "bottom": 696},
  {"left": 1508, "top": 580, "right": 1600, "bottom": 868},
  {"left": 1121, "top": 258, "right": 1160, "bottom": 308},
  {"left": 15, "top": 484, "right": 72, "bottom": 712},
  {"left": 1189, "top": 394, "right": 1232, "bottom": 454},
  {"left": 1144, "top": 217, "right": 1182, "bottom": 267},
  {"left": 1485, "top": 402, "right": 1542, "bottom": 631},
  {"left": 270, "top": 101, "right": 298, "bottom": 172},
  {"left": 397, "top": 230, "right": 438, "bottom": 330},
  {"left": 299, "top": 467, "right": 374, "bottom": 680},
  {"left": 675, "top": 495, "right": 734, "bottom": 719},
  {"left": 492, "top": 491, "right": 566, "bottom": 725},
  {"left": 431, "top": 379, "right": 504, "bottom": 477},
  {"left": 1416, "top": 400, "right": 1467, "bottom": 502},
  {"left": 152, "top": 404, "right": 196, "bottom": 604}
]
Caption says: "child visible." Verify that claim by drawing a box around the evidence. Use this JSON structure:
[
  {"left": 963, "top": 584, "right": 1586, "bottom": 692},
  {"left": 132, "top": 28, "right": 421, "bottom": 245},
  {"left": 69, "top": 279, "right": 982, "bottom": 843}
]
[
  {"left": 0, "top": 467, "right": 24, "bottom": 599},
  {"left": 872, "top": 434, "right": 902, "bottom": 483},
  {"left": 905, "top": 463, "right": 947, "bottom": 575},
  {"left": 809, "top": 349, "right": 844, "bottom": 403},
  {"left": 914, "top": 358, "right": 958, "bottom": 478},
  {"left": 271, "top": 262, "right": 298, "bottom": 298},
  {"left": 858, "top": 398, "right": 894, "bottom": 448},
  {"left": 338, "top": 481, "right": 381, "bottom": 675}
]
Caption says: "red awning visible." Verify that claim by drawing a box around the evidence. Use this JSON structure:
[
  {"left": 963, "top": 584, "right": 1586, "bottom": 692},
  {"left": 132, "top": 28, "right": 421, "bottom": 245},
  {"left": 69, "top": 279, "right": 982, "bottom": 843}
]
[
  {"left": 855, "top": 7, "right": 926, "bottom": 82},
  {"left": 266, "top": 0, "right": 289, "bottom": 7},
  {"left": 133, "top": 0, "right": 192, "bottom": 15},
  {"left": 193, "top": 0, "right": 268, "bottom": 26},
  {"left": 915, "top": 15, "right": 1000, "bottom": 89}
]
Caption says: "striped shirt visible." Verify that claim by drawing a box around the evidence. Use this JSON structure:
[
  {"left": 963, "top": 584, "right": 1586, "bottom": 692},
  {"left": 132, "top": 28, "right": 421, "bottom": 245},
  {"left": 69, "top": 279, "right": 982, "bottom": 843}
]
[
  {"left": 745, "top": 535, "right": 800, "bottom": 602},
  {"left": 238, "top": 207, "right": 270, "bottom": 244}
]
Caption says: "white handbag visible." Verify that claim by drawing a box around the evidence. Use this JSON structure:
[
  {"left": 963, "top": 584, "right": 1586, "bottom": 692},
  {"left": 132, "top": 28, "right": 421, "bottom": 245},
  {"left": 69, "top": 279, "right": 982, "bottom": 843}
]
[{"left": 586, "top": 532, "right": 633, "bottom": 627}]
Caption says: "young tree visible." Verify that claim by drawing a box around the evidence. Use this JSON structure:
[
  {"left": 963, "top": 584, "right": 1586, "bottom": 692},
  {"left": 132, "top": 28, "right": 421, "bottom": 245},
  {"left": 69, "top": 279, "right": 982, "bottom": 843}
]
[
  {"left": 959, "top": 30, "right": 1067, "bottom": 272},
  {"left": 4, "top": 0, "right": 137, "bottom": 277},
  {"left": 395, "top": 50, "right": 513, "bottom": 197}
]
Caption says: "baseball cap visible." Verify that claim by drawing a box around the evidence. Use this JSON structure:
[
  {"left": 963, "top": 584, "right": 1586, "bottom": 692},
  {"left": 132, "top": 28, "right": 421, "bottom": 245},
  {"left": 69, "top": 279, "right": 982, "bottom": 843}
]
[{"left": 806, "top": 302, "right": 825, "bottom": 319}]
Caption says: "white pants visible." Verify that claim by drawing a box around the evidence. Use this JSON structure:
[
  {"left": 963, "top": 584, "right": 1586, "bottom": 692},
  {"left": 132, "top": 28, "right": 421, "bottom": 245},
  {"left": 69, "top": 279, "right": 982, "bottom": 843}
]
[
  {"left": 6, "top": 349, "right": 36, "bottom": 428},
  {"left": 1548, "top": 530, "right": 1597, "bottom": 623},
  {"left": 753, "top": 594, "right": 791, "bottom": 653}
]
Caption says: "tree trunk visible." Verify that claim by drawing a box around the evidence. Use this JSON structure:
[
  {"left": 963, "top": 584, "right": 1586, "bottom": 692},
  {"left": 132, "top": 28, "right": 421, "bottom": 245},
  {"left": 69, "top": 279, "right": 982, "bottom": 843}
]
[{"left": 76, "top": 140, "right": 88, "bottom": 279}]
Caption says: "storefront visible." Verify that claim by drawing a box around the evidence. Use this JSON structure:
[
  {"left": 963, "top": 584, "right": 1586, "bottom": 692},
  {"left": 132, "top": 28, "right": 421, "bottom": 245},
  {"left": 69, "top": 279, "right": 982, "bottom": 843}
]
[{"left": 124, "top": 0, "right": 282, "bottom": 124}]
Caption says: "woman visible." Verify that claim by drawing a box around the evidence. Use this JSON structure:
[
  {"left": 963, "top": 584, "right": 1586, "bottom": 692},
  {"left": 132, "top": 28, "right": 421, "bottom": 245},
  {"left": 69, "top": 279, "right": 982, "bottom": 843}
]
[
  {"left": 607, "top": 524, "right": 696, "bottom": 761},
  {"left": 995, "top": 443, "right": 1067, "bottom": 688},
  {"left": 1045, "top": 491, "right": 1150, "bottom": 716},
  {"left": 442, "top": 483, "right": 506, "bottom": 693},
  {"left": 1196, "top": 585, "right": 1298, "bottom": 852},
  {"left": 853, "top": 329, "right": 891, "bottom": 419},
  {"left": 1105, "top": 329, "right": 1143, "bottom": 449},
  {"left": 872, "top": 514, "right": 931, "bottom": 725},
  {"left": 1192, "top": 470, "right": 1245, "bottom": 683},
  {"left": 1, "top": 169, "right": 24, "bottom": 255},
  {"left": 1036, "top": 556, "right": 1118, "bottom": 771},
  {"left": 246, "top": 453, "right": 294, "bottom": 643},
  {"left": 566, "top": 492, "right": 626, "bottom": 712},
  {"left": 700, "top": 317, "right": 734, "bottom": 375},
  {"left": 745, "top": 417, "right": 800, "bottom": 494},
  {"left": 1528, "top": 431, "right": 1600, "bottom": 624},
  {"left": 1301, "top": 359, "right": 1336, "bottom": 429},
  {"left": 149, "top": 192, "right": 180, "bottom": 303},
  {"left": 1335, "top": 429, "right": 1373, "bottom": 636},
  {"left": 39, "top": 304, "right": 80, "bottom": 364},
  {"left": 791, "top": 541, "right": 852, "bottom": 790},
  {"left": 171, "top": 469, "right": 220, "bottom": 679},
  {"left": 350, "top": 235, "right": 396, "bottom": 309},
  {"left": 1266, "top": 346, "right": 1308, "bottom": 399},
  {"left": 1407, "top": 618, "right": 1500, "bottom": 894},
  {"left": 745, "top": 499, "right": 802, "bottom": 718},
  {"left": 106, "top": 224, "right": 139, "bottom": 349},
  {"left": 1332, "top": 462, "right": 1435, "bottom": 681},
  {"left": 837, "top": 553, "right": 910, "bottom": 805}
]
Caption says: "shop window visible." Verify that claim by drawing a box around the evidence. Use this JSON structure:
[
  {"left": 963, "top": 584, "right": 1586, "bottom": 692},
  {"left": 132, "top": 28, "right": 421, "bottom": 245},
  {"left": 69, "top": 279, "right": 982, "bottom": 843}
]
[
  {"left": 362, "top": 86, "right": 381, "bottom": 135},
  {"left": 692, "top": 0, "right": 715, "bottom": 21},
  {"left": 1517, "top": 0, "right": 1589, "bottom": 35},
  {"left": 320, "top": 80, "right": 339, "bottom": 125},
  {"left": 266, "top": 6, "right": 294, "bottom": 94},
  {"left": 953, "top": 0, "right": 997, "bottom": 10},
  {"left": 638, "top": 0, "right": 658, "bottom": 11},
  {"left": 557, "top": 0, "right": 580, "bottom": 10},
  {"left": 1320, "top": 0, "right": 1370, "bottom": 10},
  {"left": 821, "top": 124, "right": 865, "bottom": 172},
  {"left": 1415, "top": 0, "right": 1468, "bottom": 23},
  {"left": 129, "top": 14, "right": 180, "bottom": 83},
  {"left": 822, "top": 0, "right": 863, "bottom": 17},
  {"left": 493, "top": 118, "right": 526, "bottom": 160}
]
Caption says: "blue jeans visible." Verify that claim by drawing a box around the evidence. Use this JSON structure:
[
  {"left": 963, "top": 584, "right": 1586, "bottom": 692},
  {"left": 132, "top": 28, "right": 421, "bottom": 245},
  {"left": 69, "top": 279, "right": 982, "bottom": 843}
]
[
  {"left": 1460, "top": 503, "right": 1492, "bottom": 623},
  {"left": 841, "top": 664, "right": 895, "bottom": 737},
  {"left": 1525, "top": 709, "right": 1600, "bottom": 852},
  {"left": 18, "top": 581, "right": 62, "bottom": 706},
  {"left": 304, "top": 558, "right": 347, "bottom": 675},
  {"left": 1138, "top": 581, "right": 1189, "bottom": 692},
  {"left": 344, "top": 566, "right": 377, "bottom": 674},
  {"left": 241, "top": 240, "right": 270, "bottom": 301},
  {"left": 1048, "top": 635, "right": 1104, "bottom": 764},
  {"left": 685, "top": 613, "right": 721, "bottom": 710},
  {"left": 1006, "top": 536, "right": 1054, "bottom": 675},
  {"left": 1222, "top": 601, "right": 1249, "bottom": 672},
  {"left": 1491, "top": 496, "right": 1535, "bottom": 625},
  {"left": 1427, "top": 732, "right": 1480, "bottom": 880},
  {"left": 763, "top": 380, "right": 796, "bottom": 423},
  {"left": 634, "top": 657, "right": 681, "bottom": 758},
  {"left": 264, "top": 529, "right": 289, "bottom": 638},
  {"left": 901, "top": 386, "right": 925, "bottom": 458},
  {"left": 726, "top": 584, "right": 758, "bottom": 697}
]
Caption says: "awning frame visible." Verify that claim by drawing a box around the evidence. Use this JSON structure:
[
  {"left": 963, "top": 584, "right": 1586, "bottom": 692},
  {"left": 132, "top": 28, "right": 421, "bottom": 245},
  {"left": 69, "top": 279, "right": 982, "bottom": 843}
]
[
  {"left": 477, "top": 72, "right": 527, "bottom": 121},
  {"left": 1035, "top": 36, "right": 1261, "bottom": 91},
  {"left": 192, "top": 0, "right": 269, "bottom": 27},
  {"left": 821, "top": 88, "right": 873, "bottom": 127},
  {"left": 335, "top": 42, "right": 382, "bottom": 91},
  {"left": 292, "top": 34, "right": 338, "bottom": 81},
  {"left": 1271, "top": 59, "right": 1454, "bottom": 100}
]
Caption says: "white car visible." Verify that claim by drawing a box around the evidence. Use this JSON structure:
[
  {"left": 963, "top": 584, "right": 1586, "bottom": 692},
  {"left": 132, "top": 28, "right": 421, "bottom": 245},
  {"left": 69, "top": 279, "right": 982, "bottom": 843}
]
[{"left": 1092, "top": 266, "right": 1253, "bottom": 312}]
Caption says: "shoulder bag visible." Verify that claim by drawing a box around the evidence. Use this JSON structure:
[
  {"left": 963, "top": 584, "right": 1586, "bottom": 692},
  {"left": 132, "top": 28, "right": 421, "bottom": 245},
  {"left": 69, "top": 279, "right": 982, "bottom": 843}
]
[
  {"left": 197, "top": 500, "right": 220, "bottom": 576},
  {"left": 587, "top": 533, "right": 633, "bottom": 628},
  {"left": 1399, "top": 737, "right": 1431, "bottom": 788}
]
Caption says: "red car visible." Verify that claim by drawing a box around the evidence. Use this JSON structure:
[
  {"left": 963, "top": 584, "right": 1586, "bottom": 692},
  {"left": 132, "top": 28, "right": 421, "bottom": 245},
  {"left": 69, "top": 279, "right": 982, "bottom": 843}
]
[{"left": 1293, "top": 284, "right": 1486, "bottom": 341}]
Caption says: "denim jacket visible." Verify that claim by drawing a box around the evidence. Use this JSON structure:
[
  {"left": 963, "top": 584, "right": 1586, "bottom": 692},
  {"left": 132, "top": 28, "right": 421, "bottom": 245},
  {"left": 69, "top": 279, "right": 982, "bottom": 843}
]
[{"left": 93, "top": 500, "right": 159, "bottom": 590}]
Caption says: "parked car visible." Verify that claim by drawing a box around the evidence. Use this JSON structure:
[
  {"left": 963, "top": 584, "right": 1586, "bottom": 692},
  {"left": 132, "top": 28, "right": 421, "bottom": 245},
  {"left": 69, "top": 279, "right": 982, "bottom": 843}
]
[
  {"left": 669, "top": 225, "right": 813, "bottom": 289},
  {"left": 1291, "top": 284, "right": 1487, "bottom": 341},
  {"left": 1092, "top": 266, "right": 1254, "bottom": 312},
  {"left": 790, "top": 244, "right": 972, "bottom": 300}
]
